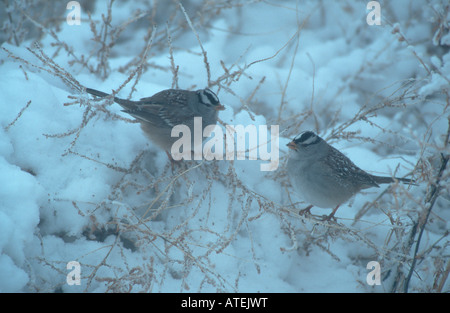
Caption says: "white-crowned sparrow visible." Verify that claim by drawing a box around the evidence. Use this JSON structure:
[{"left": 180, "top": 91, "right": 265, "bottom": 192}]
[
  {"left": 85, "top": 87, "right": 225, "bottom": 155},
  {"left": 287, "top": 131, "right": 414, "bottom": 220}
]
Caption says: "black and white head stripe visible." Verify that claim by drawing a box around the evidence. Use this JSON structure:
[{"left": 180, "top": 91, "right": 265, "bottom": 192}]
[
  {"left": 198, "top": 88, "right": 220, "bottom": 107},
  {"left": 293, "top": 131, "right": 321, "bottom": 146}
]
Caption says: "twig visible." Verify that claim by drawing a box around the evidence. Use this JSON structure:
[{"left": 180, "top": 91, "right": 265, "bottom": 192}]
[
  {"left": 434, "top": 258, "right": 450, "bottom": 293},
  {"left": 403, "top": 152, "right": 449, "bottom": 292},
  {"left": 276, "top": 27, "right": 301, "bottom": 123},
  {"left": 25, "top": 43, "right": 84, "bottom": 92},
  {"left": 276, "top": 2, "right": 308, "bottom": 123},
  {"left": 167, "top": 23, "right": 179, "bottom": 89},
  {"left": 128, "top": 25, "right": 157, "bottom": 98},
  {"left": 178, "top": 2, "right": 211, "bottom": 86},
  {"left": 4, "top": 100, "right": 32, "bottom": 131}
]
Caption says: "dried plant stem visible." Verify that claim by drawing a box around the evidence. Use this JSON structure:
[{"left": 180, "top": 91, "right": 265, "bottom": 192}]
[
  {"left": 4, "top": 100, "right": 32, "bottom": 131},
  {"left": 178, "top": 2, "right": 211, "bottom": 86},
  {"left": 403, "top": 152, "right": 449, "bottom": 292},
  {"left": 167, "top": 23, "right": 179, "bottom": 89}
]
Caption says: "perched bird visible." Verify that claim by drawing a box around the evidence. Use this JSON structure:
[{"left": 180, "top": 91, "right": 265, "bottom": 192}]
[
  {"left": 286, "top": 131, "right": 414, "bottom": 220},
  {"left": 85, "top": 87, "right": 225, "bottom": 157}
]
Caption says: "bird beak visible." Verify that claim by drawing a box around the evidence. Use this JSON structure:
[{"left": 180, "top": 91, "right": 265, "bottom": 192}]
[
  {"left": 287, "top": 140, "right": 297, "bottom": 150},
  {"left": 215, "top": 104, "right": 225, "bottom": 111}
]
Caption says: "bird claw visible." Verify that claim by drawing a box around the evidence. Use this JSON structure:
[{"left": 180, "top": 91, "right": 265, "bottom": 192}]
[
  {"left": 321, "top": 205, "right": 340, "bottom": 222},
  {"left": 299, "top": 205, "right": 313, "bottom": 216},
  {"left": 321, "top": 213, "right": 337, "bottom": 222}
]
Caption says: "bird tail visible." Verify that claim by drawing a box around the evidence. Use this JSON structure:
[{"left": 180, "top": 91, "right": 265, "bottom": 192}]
[
  {"left": 85, "top": 87, "right": 136, "bottom": 110},
  {"left": 371, "top": 175, "right": 416, "bottom": 185},
  {"left": 85, "top": 88, "right": 109, "bottom": 98}
]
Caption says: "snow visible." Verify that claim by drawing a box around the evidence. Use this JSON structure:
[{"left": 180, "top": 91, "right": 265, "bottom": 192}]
[{"left": 0, "top": 0, "right": 449, "bottom": 293}]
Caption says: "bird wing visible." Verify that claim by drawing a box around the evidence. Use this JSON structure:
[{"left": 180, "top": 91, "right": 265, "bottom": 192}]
[
  {"left": 87, "top": 88, "right": 197, "bottom": 128},
  {"left": 325, "top": 146, "right": 380, "bottom": 190},
  {"left": 123, "top": 104, "right": 195, "bottom": 128},
  {"left": 127, "top": 90, "right": 196, "bottom": 128}
]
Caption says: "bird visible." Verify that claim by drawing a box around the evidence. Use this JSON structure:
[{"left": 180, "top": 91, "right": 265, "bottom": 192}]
[
  {"left": 85, "top": 87, "right": 225, "bottom": 157},
  {"left": 286, "top": 131, "right": 414, "bottom": 220}
]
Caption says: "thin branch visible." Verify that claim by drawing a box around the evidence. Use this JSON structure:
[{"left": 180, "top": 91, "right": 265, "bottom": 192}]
[
  {"left": 178, "top": 2, "right": 211, "bottom": 86},
  {"left": 167, "top": 23, "right": 179, "bottom": 89},
  {"left": 4, "top": 100, "right": 32, "bottom": 131},
  {"left": 404, "top": 152, "right": 449, "bottom": 292}
]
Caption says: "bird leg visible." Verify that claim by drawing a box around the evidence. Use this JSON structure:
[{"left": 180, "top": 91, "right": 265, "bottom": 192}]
[
  {"left": 299, "top": 205, "right": 314, "bottom": 216},
  {"left": 165, "top": 150, "right": 174, "bottom": 161},
  {"left": 322, "top": 205, "right": 340, "bottom": 221},
  {"left": 165, "top": 150, "right": 180, "bottom": 172}
]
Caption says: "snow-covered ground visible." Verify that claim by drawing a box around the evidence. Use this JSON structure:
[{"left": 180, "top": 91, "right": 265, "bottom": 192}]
[{"left": 0, "top": 0, "right": 449, "bottom": 293}]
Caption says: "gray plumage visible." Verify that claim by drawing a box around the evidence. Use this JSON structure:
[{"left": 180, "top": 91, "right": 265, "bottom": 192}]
[
  {"left": 85, "top": 87, "right": 224, "bottom": 152},
  {"left": 287, "top": 131, "right": 414, "bottom": 214}
]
